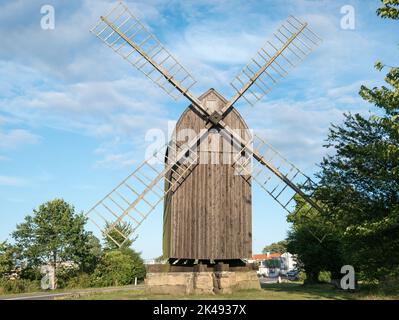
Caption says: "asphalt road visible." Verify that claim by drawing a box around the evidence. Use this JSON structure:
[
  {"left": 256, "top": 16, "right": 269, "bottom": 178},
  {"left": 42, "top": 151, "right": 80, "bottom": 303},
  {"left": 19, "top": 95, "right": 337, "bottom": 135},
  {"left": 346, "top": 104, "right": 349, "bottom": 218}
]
[{"left": 0, "top": 285, "right": 145, "bottom": 300}]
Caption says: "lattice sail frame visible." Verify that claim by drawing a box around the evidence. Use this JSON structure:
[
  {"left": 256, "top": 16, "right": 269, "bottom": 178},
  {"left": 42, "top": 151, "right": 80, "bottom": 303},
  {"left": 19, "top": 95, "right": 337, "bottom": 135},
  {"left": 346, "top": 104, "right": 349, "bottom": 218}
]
[
  {"left": 230, "top": 16, "right": 322, "bottom": 107},
  {"left": 231, "top": 134, "right": 328, "bottom": 242},
  {"left": 233, "top": 135, "right": 317, "bottom": 212},
  {"left": 85, "top": 141, "right": 200, "bottom": 247},
  {"left": 90, "top": 1, "right": 196, "bottom": 100}
]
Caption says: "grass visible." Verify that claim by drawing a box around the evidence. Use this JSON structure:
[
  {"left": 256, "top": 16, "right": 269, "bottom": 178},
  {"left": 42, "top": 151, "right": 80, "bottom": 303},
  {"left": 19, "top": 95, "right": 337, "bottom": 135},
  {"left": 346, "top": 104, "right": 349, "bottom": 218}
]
[{"left": 61, "top": 282, "right": 399, "bottom": 300}]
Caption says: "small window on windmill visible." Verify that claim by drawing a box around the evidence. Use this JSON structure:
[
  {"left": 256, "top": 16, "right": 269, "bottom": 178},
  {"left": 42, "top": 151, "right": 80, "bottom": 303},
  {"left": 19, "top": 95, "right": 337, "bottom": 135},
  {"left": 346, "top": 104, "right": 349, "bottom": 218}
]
[{"left": 206, "top": 99, "right": 217, "bottom": 113}]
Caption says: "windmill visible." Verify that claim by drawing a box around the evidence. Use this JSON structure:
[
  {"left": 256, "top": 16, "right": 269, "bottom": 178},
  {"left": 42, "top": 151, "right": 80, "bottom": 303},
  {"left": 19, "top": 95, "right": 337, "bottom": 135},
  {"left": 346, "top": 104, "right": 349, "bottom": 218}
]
[{"left": 87, "top": 1, "right": 323, "bottom": 265}]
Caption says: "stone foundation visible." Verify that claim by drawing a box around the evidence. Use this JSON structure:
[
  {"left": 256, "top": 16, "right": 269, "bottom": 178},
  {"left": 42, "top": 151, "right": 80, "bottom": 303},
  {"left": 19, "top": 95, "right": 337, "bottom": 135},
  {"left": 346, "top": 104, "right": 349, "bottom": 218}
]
[{"left": 145, "top": 271, "right": 260, "bottom": 295}]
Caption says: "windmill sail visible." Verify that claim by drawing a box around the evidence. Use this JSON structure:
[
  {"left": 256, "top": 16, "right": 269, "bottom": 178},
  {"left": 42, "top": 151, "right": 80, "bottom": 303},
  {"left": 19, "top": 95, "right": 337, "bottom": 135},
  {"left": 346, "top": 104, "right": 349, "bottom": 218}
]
[
  {"left": 231, "top": 134, "right": 323, "bottom": 215},
  {"left": 229, "top": 16, "right": 322, "bottom": 107},
  {"left": 90, "top": 1, "right": 196, "bottom": 100},
  {"left": 86, "top": 142, "right": 200, "bottom": 247}
]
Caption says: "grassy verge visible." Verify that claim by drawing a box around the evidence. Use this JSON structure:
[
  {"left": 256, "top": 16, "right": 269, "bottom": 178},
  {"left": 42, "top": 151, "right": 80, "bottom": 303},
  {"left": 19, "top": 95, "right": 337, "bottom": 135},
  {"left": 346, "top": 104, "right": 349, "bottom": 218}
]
[
  {"left": 0, "top": 284, "right": 142, "bottom": 300},
  {"left": 61, "top": 282, "right": 399, "bottom": 300}
]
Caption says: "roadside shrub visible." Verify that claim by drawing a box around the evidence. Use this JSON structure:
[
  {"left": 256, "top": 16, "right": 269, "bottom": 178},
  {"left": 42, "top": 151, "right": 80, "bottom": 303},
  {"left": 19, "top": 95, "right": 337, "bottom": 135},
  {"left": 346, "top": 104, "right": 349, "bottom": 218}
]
[
  {"left": 91, "top": 249, "right": 146, "bottom": 287},
  {"left": 298, "top": 271, "right": 306, "bottom": 282},
  {"left": 0, "top": 278, "right": 40, "bottom": 294},
  {"left": 318, "top": 271, "right": 332, "bottom": 283},
  {"left": 19, "top": 267, "right": 42, "bottom": 281},
  {"left": 56, "top": 266, "right": 80, "bottom": 289},
  {"left": 378, "top": 276, "right": 399, "bottom": 295},
  {"left": 65, "top": 273, "right": 92, "bottom": 289}
]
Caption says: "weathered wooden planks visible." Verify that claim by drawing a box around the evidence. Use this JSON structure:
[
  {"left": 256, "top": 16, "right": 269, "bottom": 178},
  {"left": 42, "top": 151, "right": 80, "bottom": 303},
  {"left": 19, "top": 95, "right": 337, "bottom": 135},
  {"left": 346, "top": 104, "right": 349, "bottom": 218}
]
[{"left": 163, "top": 89, "right": 252, "bottom": 260}]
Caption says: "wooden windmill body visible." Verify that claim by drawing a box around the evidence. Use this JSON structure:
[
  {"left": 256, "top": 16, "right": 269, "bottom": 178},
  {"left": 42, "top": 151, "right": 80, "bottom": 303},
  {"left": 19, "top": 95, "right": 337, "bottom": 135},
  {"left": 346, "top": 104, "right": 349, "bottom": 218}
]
[
  {"left": 87, "top": 2, "right": 325, "bottom": 267},
  {"left": 163, "top": 89, "right": 252, "bottom": 261}
]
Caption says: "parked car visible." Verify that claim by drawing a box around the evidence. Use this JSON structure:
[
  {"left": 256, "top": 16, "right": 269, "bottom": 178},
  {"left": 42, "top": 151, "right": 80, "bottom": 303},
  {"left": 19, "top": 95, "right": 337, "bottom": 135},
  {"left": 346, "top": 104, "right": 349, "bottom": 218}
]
[{"left": 286, "top": 269, "right": 300, "bottom": 281}]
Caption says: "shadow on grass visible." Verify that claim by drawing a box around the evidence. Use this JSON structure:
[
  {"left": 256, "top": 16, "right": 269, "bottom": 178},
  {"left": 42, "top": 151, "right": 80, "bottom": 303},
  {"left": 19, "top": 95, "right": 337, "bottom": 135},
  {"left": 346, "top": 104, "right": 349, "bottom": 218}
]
[
  {"left": 260, "top": 282, "right": 352, "bottom": 300},
  {"left": 261, "top": 282, "right": 399, "bottom": 300}
]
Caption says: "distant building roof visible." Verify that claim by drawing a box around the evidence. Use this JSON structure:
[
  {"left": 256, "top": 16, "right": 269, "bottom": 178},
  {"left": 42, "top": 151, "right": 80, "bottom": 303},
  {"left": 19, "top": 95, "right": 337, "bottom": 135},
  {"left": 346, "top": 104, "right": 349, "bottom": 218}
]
[{"left": 252, "top": 253, "right": 282, "bottom": 260}]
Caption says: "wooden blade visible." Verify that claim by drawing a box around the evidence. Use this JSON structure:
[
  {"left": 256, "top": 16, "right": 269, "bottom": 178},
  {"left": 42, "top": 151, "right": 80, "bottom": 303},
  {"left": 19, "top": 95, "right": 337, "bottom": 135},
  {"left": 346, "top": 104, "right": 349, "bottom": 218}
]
[
  {"left": 227, "top": 132, "right": 328, "bottom": 241},
  {"left": 90, "top": 1, "right": 197, "bottom": 101},
  {"left": 230, "top": 133, "right": 324, "bottom": 215},
  {"left": 229, "top": 15, "right": 322, "bottom": 107},
  {"left": 85, "top": 141, "right": 201, "bottom": 248}
]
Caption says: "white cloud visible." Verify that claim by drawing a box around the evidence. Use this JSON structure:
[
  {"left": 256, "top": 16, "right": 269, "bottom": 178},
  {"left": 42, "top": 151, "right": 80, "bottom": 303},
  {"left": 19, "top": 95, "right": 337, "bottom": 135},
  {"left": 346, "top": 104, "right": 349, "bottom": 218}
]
[
  {"left": 0, "top": 0, "right": 393, "bottom": 170},
  {"left": 1, "top": 74, "right": 171, "bottom": 138},
  {"left": 240, "top": 88, "right": 371, "bottom": 172},
  {"left": 0, "top": 129, "right": 41, "bottom": 150},
  {"left": 0, "top": 175, "right": 29, "bottom": 187},
  {"left": 94, "top": 151, "right": 137, "bottom": 169}
]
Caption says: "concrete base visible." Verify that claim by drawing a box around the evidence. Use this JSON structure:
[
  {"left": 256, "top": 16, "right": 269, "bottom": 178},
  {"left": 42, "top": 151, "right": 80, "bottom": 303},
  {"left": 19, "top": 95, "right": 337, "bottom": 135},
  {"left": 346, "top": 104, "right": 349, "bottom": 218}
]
[{"left": 145, "top": 271, "right": 260, "bottom": 295}]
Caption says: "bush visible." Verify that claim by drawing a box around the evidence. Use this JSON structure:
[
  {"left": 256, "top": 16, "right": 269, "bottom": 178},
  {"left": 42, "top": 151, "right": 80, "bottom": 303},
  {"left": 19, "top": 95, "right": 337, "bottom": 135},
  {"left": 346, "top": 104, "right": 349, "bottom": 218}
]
[
  {"left": 0, "top": 278, "right": 40, "bottom": 294},
  {"left": 65, "top": 273, "right": 92, "bottom": 289},
  {"left": 55, "top": 266, "right": 80, "bottom": 289},
  {"left": 91, "top": 249, "right": 146, "bottom": 287},
  {"left": 378, "top": 276, "right": 399, "bottom": 295},
  {"left": 318, "top": 271, "right": 332, "bottom": 283},
  {"left": 298, "top": 271, "right": 307, "bottom": 282},
  {"left": 19, "top": 267, "right": 42, "bottom": 281}
]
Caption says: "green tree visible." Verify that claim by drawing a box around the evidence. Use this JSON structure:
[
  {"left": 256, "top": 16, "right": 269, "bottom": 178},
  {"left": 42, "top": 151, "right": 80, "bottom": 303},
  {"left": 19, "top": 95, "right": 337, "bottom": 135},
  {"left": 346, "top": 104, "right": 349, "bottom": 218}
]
[
  {"left": 91, "top": 249, "right": 146, "bottom": 287},
  {"left": 309, "top": 2, "right": 399, "bottom": 281},
  {"left": 103, "top": 221, "right": 136, "bottom": 250},
  {"left": 286, "top": 198, "right": 344, "bottom": 283},
  {"left": 12, "top": 199, "right": 99, "bottom": 286},
  {"left": 80, "top": 234, "right": 102, "bottom": 273},
  {"left": 377, "top": 0, "right": 399, "bottom": 19},
  {"left": 92, "top": 221, "right": 145, "bottom": 287},
  {"left": 0, "top": 241, "right": 16, "bottom": 278},
  {"left": 262, "top": 240, "right": 288, "bottom": 254},
  {"left": 264, "top": 259, "right": 281, "bottom": 268}
]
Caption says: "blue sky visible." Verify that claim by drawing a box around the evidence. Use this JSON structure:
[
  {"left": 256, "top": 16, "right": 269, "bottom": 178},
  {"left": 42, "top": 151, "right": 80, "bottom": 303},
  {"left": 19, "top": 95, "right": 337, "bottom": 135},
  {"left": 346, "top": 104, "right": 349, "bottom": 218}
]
[{"left": 0, "top": 0, "right": 398, "bottom": 259}]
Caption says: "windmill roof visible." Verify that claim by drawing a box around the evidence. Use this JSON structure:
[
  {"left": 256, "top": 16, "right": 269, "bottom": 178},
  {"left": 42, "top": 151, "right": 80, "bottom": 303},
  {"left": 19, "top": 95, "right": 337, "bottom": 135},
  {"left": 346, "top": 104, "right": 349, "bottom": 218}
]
[{"left": 198, "top": 88, "right": 228, "bottom": 103}]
